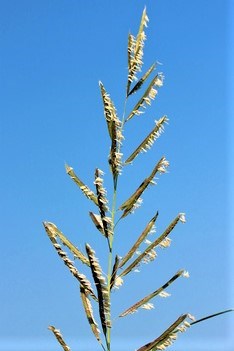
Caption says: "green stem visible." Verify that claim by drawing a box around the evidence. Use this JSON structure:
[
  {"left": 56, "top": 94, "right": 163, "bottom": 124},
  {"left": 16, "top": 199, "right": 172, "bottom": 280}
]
[
  {"left": 106, "top": 96, "right": 128, "bottom": 351},
  {"left": 106, "top": 188, "right": 117, "bottom": 351}
]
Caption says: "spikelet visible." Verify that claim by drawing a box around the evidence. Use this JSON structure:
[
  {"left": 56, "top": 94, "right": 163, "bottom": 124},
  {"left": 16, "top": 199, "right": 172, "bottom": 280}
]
[
  {"left": 44, "top": 223, "right": 97, "bottom": 301},
  {"left": 141, "top": 303, "right": 155, "bottom": 310},
  {"left": 119, "top": 157, "right": 169, "bottom": 218},
  {"left": 119, "top": 270, "right": 187, "bottom": 317},
  {"left": 65, "top": 164, "right": 98, "bottom": 206},
  {"left": 136, "top": 314, "right": 195, "bottom": 351},
  {"left": 44, "top": 222, "right": 90, "bottom": 266},
  {"left": 127, "top": 7, "right": 149, "bottom": 95},
  {"left": 48, "top": 326, "right": 71, "bottom": 351},
  {"left": 94, "top": 169, "right": 112, "bottom": 239},
  {"left": 126, "top": 74, "right": 164, "bottom": 122},
  {"left": 125, "top": 116, "right": 169, "bottom": 164},
  {"left": 113, "top": 275, "right": 124, "bottom": 289},
  {"left": 120, "top": 213, "right": 185, "bottom": 277},
  {"left": 119, "top": 212, "right": 159, "bottom": 268},
  {"left": 80, "top": 286, "right": 102, "bottom": 345},
  {"left": 86, "top": 244, "right": 111, "bottom": 337}
]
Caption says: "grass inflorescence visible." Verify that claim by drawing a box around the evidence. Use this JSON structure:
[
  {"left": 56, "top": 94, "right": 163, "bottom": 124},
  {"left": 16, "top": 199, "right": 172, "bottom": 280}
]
[{"left": 44, "top": 7, "right": 233, "bottom": 351}]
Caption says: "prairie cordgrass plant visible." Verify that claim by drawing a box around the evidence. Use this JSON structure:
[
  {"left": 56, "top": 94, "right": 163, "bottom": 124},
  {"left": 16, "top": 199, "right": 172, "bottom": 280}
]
[{"left": 43, "top": 8, "right": 232, "bottom": 351}]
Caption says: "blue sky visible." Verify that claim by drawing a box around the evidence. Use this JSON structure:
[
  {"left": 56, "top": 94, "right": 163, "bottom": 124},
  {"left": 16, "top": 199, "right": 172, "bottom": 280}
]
[{"left": 0, "top": 1, "right": 233, "bottom": 351}]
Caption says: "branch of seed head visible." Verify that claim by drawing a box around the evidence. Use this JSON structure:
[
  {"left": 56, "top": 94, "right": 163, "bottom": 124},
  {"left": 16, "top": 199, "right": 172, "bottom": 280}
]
[
  {"left": 119, "top": 213, "right": 186, "bottom": 277},
  {"left": 65, "top": 165, "right": 98, "bottom": 206},
  {"left": 125, "top": 116, "right": 169, "bottom": 164},
  {"left": 80, "top": 285, "right": 102, "bottom": 344},
  {"left": 99, "top": 81, "right": 121, "bottom": 139},
  {"left": 86, "top": 244, "right": 111, "bottom": 337},
  {"left": 120, "top": 157, "right": 169, "bottom": 218},
  {"left": 126, "top": 73, "right": 164, "bottom": 122},
  {"left": 136, "top": 314, "right": 195, "bottom": 351},
  {"left": 46, "top": 233, "right": 97, "bottom": 301},
  {"left": 109, "top": 121, "right": 123, "bottom": 184},
  {"left": 127, "top": 8, "right": 149, "bottom": 93},
  {"left": 119, "top": 270, "right": 189, "bottom": 317},
  {"left": 48, "top": 326, "right": 71, "bottom": 351},
  {"left": 94, "top": 169, "right": 112, "bottom": 239}
]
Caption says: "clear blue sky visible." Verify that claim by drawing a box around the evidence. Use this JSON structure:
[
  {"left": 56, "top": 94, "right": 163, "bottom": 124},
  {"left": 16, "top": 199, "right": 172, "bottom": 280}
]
[{"left": 0, "top": 1, "right": 233, "bottom": 351}]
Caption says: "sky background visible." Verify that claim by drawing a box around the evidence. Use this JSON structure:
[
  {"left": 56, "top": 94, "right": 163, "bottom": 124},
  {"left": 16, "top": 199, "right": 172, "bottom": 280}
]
[{"left": 0, "top": 1, "right": 233, "bottom": 351}]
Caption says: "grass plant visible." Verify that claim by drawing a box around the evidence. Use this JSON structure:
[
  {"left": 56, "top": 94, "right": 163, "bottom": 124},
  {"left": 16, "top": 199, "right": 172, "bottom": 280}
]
[{"left": 43, "top": 8, "right": 232, "bottom": 351}]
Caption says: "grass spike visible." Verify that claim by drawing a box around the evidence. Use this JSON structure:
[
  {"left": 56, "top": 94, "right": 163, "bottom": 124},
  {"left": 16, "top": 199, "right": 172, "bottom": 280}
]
[
  {"left": 127, "top": 63, "right": 156, "bottom": 97},
  {"left": 44, "top": 222, "right": 90, "bottom": 266},
  {"left": 127, "top": 7, "right": 149, "bottom": 95},
  {"left": 119, "top": 269, "right": 187, "bottom": 317},
  {"left": 125, "top": 116, "right": 169, "bottom": 164},
  {"left": 99, "top": 81, "right": 121, "bottom": 139},
  {"left": 94, "top": 169, "right": 112, "bottom": 239},
  {"left": 48, "top": 326, "right": 71, "bottom": 351},
  {"left": 86, "top": 243, "right": 111, "bottom": 338},
  {"left": 80, "top": 286, "right": 103, "bottom": 345},
  {"left": 120, "top": 213, "right": 185, "bottom": 277},
  {"left": 119, "top": 212, "right": 158, "bottom": 269},
  {"left": 136, "top": 314, "right": 194, "bottom": 351},
  {"left": 65, "top": 164, "right": 98, "bottom": 206},
  {"left": 110, "top": 255, "right": 120, "bottom": 290},
  {"left": 44, "top": 222, "right": 97, "bottom": 300},
  {"left": 126, "top": 74, "right": 163, "bottom": 122},
  {"left": 119, "top": 157, "right": 169, "bottom": 218}
]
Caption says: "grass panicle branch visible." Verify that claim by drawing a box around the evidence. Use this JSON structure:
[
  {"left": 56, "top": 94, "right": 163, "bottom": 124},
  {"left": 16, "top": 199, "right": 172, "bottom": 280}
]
[
  {"left": 48, "top": 326, "right": 71, "bottom": 351},
  {"left": 119, "top": 211, "right": 159, "bottom": 269},
  {"left": 119, "top": 270, "right": 189, "bottom": 317},
  {"left": 110, "top": 255, "right": 120, "bottom": 290},
  {"left": 44, "top": 222, "right": 90, "bottom": 266},
  {"left": 127, "top": 63, "right": 156, "bottom": 97},
  {"left": 119, "top": 157, "right": 169, "bottom": 218},
  {"left": 80, "top": 286, "right": 102, "bottom": 345},
  {"left": 86, "top": 244, "right": 111, "bottom": 340},
  {"left": 125, "top": 116, "right": 169, "bottom": 164},
  {"left": 119, "top": 213, "right": 185, "bottom": 277},
  {"left": 44, "top": 222, "right": 97, "bottom": 301},
  {"left": 127, "top": 7, "right": 149, "bottom": 95},
  {"left": 136, "top": 314, "right": 195, "bottom": 351},
  {"left": 94, "top": 169, "right": 112, "bottom": 241},
  {"left": 65, "top": 164, "right": 98, "bottom": 206},
  {"left": 126, "top": 73, "right": 164, "bottom": 122}
]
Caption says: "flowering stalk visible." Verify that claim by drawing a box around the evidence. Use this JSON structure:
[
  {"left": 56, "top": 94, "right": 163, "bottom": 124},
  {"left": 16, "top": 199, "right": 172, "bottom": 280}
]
[{"left": 44, "top": 7, "right": 233, "bottom": 351}]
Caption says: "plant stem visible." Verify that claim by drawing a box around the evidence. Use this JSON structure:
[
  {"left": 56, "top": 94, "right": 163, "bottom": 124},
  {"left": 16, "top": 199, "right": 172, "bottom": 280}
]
[
  {"left": 106, "top": 188, "right": 117, "bottom": 351},
  {"left": 106, "top": 96, "right": 128, "bottom": 351}
]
